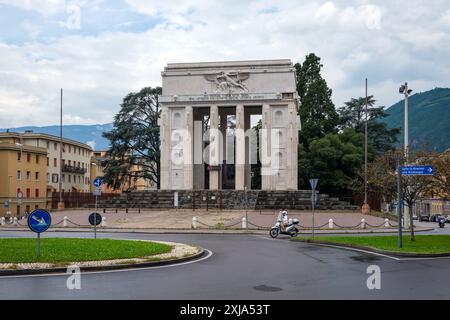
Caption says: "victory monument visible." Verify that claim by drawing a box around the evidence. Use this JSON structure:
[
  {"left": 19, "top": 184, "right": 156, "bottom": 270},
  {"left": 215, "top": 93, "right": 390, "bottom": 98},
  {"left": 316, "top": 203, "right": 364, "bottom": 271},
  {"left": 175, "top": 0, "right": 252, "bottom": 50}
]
[{"left": 158, "top": 59, "right": 300, "bottom": 191}]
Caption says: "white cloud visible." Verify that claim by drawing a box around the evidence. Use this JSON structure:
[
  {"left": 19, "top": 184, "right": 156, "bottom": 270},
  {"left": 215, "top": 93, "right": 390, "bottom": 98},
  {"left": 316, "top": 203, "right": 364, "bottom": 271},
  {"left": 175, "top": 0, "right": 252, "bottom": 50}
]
[{"left": 0, "top": 0, "right": 449, "bottom": 128}]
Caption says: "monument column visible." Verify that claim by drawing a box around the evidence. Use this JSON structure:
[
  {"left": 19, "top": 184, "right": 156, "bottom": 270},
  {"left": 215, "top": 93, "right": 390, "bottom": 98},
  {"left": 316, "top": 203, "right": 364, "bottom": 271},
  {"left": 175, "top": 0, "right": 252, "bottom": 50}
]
[
  {"left": 235, "top": 104, "right": 245, "bottom": 190},
  {"left": 184, "top": 105, "right": 194, "bottom": 189},
  {"left": 159, "top": 105, "right": 170, "bottom": 189},
  {"left": 261, "top": 103, "right": 271, "bottom": 190},
  {"left": 209, "top": 105, "right": 220, "bottom": 190},
  {"left": 287, "top": 102, "right": 298, "bottom": 190}
]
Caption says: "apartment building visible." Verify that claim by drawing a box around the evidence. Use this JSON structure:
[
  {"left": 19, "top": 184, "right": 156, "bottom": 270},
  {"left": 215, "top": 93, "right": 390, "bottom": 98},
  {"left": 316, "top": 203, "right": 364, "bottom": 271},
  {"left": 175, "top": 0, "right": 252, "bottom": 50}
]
[
  {"left": 0, "top": 135, "right": 48, "bottom": 216},
  {"left": 0, "top": 132, "right": 93, "bottom": 199}
]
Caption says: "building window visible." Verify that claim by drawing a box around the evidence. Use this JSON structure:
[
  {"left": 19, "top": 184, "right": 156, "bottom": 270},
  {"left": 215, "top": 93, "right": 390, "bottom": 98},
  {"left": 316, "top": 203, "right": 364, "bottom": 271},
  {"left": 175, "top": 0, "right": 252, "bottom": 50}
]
[
  {"left": 35, "top": 205, "right": 39, "bottom": 210},
  {"left": 54, "top": 158, "right": 57, "bottom": 167},
  {"left": 54, "top": 142, "right": 57, "bottom": 150},
  {"left": 68, "top": 175, "right": 71, "bottom": 183},
  {"left": 35, "top": 189, "right": 39, "bottom": 198},
  {"left": 26, "top": 188, "right": 30, "bottom": 198},
  {"left": 62, "top": 174, "right": 65, "bottom": 183},
  {"left": 46, "top": 141, "right": 50, "bottom": 149},
  {"left": 47, "top": 157, "right": 49, "bottom": 166},
  {"left": 17, "top": 170, "right": 21, "bottom": 180},
  {"left": 68, "top": 160, "right": 71, "bottom": 166},
  {"left": 18, "top": 152, "right": 21, "bottom": 161},
  {"left": 26, "top": 153, "right": 31, "bottom": 162},
  {"left": 62, "top": 159, "right": 66, "bottom": 166},
  {"left": 35, "top": 172, "right": 39, "bottom": 180},
  {"left": 52, "top": 174, "right": 59, "bottom": 183},
  {"left": 47, "top": 173, "right": 50, "bottom": 182},
  {"left": 26, "top": 171, "right": 30, "bottom": 180},
  {"left": 36, "top": 155, "right": 39, "bottom": 164}
]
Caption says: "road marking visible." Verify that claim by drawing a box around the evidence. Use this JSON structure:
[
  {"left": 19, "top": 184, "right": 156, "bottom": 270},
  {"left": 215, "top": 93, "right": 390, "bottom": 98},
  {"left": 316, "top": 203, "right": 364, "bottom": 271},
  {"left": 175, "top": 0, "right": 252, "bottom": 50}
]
[{"left": 0, "top": 249, "right": 213, "bottom": 279}]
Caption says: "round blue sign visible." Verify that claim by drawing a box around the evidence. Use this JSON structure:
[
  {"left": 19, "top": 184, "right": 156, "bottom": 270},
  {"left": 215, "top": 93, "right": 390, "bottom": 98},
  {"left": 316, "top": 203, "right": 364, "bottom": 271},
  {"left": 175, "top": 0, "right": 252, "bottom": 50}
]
[
  {"left": 27, "top": 209, "right": 52, "bottom": 233},
  {"left": 93, "top": 178, "right": 102, "bottom": 187}
]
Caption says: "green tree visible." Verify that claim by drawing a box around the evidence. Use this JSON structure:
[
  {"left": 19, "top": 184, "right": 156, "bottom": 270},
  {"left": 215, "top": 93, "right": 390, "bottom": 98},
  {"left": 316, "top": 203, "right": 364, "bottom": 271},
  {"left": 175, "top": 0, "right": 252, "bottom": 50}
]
[
  {"left": 102, "top": 87, "right": 162, "bottom": 190},
  {"left": 295, "top": 53, "right": 339, "bottom": 148},
  {"left": 299, "top": 128, "right": 364, "bottom": 195},
  {"left": 338, "top": 96, "right": 400, "bottom": 155}
]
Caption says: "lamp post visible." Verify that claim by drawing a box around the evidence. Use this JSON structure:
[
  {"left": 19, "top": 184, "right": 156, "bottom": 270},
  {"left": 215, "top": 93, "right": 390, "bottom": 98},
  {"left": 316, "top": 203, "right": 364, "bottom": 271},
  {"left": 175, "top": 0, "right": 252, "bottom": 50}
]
[
  {"left": 57, "top": 88, "right": 65, "bottom": 211},
  {"left": 362, "top": 78, "right": 370, "bottom": 214},
  {"left": 399, "top": 82, "right": 413, "bottom": 228},
  {"left": 15, "top": 134, "right": 23, "bottom": 219}
]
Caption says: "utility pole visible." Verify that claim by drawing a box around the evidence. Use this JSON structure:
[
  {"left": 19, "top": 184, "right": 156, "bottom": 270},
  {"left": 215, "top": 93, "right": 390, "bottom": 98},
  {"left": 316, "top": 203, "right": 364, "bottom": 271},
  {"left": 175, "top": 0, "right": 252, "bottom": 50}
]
[
  {"left": 362, "top": 78, "right": 370, "bottom": 214},
  {"left": 57, "top": 88, "right": 64, "bottom": 211}
]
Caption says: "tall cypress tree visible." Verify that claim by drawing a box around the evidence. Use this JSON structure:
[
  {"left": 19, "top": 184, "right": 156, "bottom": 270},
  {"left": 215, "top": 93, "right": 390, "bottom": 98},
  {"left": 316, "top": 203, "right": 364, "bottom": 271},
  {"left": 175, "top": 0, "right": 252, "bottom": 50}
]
[{"left": 294, "top": 53, "right": 339, "bottom": 149}]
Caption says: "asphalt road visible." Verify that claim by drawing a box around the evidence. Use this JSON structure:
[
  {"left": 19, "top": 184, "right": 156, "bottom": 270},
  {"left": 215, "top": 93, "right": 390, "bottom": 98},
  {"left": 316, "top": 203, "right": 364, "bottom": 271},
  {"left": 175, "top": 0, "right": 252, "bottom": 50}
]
[{"left": 0, "top": 231, "right": 450, "bottom": 300}]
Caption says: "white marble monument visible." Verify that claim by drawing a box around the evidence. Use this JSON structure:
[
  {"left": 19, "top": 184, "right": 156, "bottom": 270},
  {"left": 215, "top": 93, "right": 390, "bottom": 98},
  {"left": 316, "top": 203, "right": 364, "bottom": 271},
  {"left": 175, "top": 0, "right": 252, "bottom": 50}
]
[{"left": 159, "top": 59, "right": 300, "bottom": 190}]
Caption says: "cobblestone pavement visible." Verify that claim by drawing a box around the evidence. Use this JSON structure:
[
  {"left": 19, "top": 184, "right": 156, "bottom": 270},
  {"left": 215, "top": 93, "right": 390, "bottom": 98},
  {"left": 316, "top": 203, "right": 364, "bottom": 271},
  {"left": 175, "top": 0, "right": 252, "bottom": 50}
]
[{"left": 10, "top": 208, "right": 394, "bottom": 230}]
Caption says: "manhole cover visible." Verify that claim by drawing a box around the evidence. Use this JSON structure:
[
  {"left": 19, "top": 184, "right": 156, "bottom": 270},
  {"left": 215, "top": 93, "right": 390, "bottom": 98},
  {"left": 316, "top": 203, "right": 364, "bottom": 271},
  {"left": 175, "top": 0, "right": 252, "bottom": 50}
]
[{"left": 253, "top": 285, "right": 282, "bottom": 292}]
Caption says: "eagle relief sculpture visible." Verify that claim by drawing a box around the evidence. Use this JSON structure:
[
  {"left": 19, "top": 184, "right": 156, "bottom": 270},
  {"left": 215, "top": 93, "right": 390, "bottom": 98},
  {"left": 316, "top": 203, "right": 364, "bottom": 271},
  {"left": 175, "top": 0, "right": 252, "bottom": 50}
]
[{"left": 205, "top": 71, "right": 250, "bottom": 93}]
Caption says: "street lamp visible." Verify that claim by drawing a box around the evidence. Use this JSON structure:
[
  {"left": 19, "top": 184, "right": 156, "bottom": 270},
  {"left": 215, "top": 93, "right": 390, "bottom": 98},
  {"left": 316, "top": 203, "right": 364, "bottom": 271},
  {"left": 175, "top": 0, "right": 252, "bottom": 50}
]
[
  {"left": 399, "top": 82, "right": 413, "bottom": 162},
  {"left": 399, "top": 82, "right": 413, "bottom": 229}
]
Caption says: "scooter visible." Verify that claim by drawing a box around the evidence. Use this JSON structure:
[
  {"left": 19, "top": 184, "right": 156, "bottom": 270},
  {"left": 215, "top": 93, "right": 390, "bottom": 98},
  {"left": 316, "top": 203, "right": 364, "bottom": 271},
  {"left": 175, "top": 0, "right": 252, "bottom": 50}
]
[
  {"left": 269, "top": 218, "right": 299, "bottom": 238},
  {"left": 438, "top": 217, "right": 445, "bottom": 228}
]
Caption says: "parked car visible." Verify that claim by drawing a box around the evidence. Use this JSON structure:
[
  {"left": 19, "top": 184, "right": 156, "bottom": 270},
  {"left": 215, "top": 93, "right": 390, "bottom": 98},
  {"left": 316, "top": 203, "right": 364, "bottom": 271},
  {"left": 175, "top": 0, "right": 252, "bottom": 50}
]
[
  {"left": 431, "top": 214, "right": 445, "bottom": 223},
  {"left": 412, "top": 214, "right": 418, "bottom": 220},
  {"left": 419, "top": 214, "right": 430, "bottom": 222}
]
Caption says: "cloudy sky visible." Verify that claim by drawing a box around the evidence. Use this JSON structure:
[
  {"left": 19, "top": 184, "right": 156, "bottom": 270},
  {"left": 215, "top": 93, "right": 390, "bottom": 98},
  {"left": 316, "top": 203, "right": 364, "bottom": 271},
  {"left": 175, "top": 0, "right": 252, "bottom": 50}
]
[{"left": 0, "top": 0, "right": 449, "bottom": 128}]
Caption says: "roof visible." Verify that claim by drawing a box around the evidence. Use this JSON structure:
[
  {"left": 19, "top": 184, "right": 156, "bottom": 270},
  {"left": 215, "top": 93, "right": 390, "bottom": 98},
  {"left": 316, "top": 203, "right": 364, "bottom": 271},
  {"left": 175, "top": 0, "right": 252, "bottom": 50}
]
[{"left": 0, "top": 132, "right": 93, "bottom": 151}]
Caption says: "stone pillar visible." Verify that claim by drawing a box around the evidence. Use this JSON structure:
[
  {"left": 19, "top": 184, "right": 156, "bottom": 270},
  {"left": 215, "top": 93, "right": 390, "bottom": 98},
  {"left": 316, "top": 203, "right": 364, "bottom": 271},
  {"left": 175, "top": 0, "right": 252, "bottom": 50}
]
[
  {"left": 261, "top": 103, "right": 271, "bottom": 190},
  {"left": 184, "top": 106, "right": 194, "bottom": 189},
  {"left": 159, "top": 105, "right": 170, "bottom": 189},
  {"left": 209, "top": 105, "right": 220, "bottom": 190},
  {"left": 287, "top": 102, "right": 298, "bottom": 190},
  {"left": 244, "top": 110, "right": 251, "bottom": 189},
  {"left": 235, "top": 104, "right": 245, "bottom": 190}
]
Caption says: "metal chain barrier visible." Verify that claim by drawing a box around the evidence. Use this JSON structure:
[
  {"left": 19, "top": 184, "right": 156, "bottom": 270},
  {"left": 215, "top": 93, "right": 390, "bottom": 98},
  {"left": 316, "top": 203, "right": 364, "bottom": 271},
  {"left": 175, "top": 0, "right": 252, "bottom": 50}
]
[{"left": 365, "top": 221, "right": 388, "bottom": 228}]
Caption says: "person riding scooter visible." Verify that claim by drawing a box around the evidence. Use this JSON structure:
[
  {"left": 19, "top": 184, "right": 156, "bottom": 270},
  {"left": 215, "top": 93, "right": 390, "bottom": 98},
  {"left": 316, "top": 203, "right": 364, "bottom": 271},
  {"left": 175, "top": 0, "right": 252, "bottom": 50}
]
[
  {"left": 277, "top": 210, "right": 289, "bottom": 232},
  {"left": 270, "top": 209, "right": 299, "bottom": 238}
]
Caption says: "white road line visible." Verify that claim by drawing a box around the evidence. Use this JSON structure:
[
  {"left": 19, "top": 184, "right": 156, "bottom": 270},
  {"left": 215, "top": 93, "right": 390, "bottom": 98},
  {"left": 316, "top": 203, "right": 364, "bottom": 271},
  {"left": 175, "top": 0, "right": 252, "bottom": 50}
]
[{"left": 0, "top": 249, "right": 213, "bottom": 280}]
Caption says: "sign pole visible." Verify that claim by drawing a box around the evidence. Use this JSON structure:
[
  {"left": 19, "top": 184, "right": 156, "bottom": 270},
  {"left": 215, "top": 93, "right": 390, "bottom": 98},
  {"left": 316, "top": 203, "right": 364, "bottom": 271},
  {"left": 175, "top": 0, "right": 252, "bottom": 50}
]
[
  {"left": 397, "top": 163, "right": 403, "bottom": 248},
  {"left": 94, "top": 195, "right": 98, "bottom": 239},
  {"left": 312, "top": 190, "right": 315, "bottom": 240},
  {"left": 37, "top": 233, "right": 41, "bottom": 257}
]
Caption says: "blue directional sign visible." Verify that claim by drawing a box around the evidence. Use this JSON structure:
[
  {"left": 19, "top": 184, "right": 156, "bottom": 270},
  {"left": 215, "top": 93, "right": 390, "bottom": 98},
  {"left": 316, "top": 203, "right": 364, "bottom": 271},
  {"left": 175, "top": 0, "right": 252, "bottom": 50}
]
[
  {"left": 27, "top": 209, "right": 51, "bottom": 233},
  {"left": 3, "top": 201, "right": 9, "bottom": 209},
  {"left": 400, "top": 166, "right": 434, "bottom": 176},
  {"left": 93, "top": 178, "right": 102, "bottom": 187}
]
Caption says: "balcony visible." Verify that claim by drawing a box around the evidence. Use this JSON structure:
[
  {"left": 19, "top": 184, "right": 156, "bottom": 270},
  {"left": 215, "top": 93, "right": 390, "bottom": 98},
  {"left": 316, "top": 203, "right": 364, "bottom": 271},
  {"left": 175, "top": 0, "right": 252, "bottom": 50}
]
[{"left": 62, "top": 164, "right": 87, "bottom": 174}]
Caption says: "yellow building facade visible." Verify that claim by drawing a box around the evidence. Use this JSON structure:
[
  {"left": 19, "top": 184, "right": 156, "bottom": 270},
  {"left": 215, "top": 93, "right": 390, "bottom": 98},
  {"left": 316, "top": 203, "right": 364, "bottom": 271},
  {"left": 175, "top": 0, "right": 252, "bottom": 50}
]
[{"left": 0, "top": 136, "right": 48, "bottom": 217}]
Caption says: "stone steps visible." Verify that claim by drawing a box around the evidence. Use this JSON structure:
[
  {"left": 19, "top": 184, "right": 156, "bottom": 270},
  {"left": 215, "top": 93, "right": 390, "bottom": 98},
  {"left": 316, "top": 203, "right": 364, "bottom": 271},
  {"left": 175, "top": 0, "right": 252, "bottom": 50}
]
[{"left": 93, "top": 190, "right": 359, "bottom": 211}]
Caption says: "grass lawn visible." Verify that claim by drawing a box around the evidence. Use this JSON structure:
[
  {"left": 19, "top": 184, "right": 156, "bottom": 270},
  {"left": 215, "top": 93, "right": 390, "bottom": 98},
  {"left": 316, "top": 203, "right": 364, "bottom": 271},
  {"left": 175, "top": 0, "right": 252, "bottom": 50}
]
[
  {"left": 0, "top": 238, "right": 172, "bottom": 263},
  {"left": 292, "top": 235, "right": 450, "bottom": 254}
]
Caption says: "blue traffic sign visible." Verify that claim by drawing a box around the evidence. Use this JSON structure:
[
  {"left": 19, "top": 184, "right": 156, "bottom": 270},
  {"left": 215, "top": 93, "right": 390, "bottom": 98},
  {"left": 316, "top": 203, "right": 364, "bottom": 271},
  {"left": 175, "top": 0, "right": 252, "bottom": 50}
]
[
  {"left": 309, "top": 178, "right": 318, "bottom": 190},
  {"left": 400, "top": 166, "right": 434, "bottom": 176},
  {"left": 3, "top": 201, "right": 9, "bottom": 208},
  {"left": 93, "top": 178, "right": 102, "bottom": 187},
  {"left": 27, "top": 209, "right": 51, "bottom": 233}
]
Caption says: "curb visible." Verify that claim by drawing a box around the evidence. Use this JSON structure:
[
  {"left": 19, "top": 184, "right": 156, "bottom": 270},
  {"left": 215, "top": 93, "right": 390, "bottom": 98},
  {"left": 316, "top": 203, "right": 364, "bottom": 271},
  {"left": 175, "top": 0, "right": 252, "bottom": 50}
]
[
  {"left": 0, "top": 248, "right": 206, "bottom": 277},
  {"left": 294, "top": 239, "right": 450, "bottom": 258}
]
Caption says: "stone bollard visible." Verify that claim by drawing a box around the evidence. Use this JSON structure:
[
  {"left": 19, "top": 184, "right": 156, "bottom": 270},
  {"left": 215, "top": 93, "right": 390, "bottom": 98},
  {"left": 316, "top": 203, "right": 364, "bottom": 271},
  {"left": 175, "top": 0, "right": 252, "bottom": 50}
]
[
  {"left": 384, "top": 218, "right": 389, "bottom": 228},
  {"left": 329, "top": 218, "right": 334, "bottom": 229},
  {"left": 361, "top": 218, "right": 366, "bottom": 229},
  {"left": 13, "top": 217, "right": 18, "bottom": 226},
  {"left": 242, "top": 217, "right": 247, "bottom": 229},
  {"left": 0, "top": 217, "right": 5, "bottom": 226},
  {"left": 101, "top": 216, "right": 106, "bottom": 227},
  {"left": 63, "top": 216, "right": 68, "bottom": 227},
  {"left": 192, "top": 216, "right": 197, "bottom": 229}
]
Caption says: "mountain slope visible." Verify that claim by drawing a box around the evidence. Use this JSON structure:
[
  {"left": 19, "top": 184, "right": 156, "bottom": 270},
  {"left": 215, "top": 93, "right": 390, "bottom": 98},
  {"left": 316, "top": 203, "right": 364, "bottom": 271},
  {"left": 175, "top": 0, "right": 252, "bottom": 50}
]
[
  {"left": 0, "top": 123, "right": 113, "bottom": 150},
  {"left": 384, "top": 87, "right": 450, "bottom": 152}
]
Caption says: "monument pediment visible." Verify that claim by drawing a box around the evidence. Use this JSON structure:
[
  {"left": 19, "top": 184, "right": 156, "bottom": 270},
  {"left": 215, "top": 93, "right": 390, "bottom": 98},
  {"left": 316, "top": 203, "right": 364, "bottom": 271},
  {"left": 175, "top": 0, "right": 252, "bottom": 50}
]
[{"left": 204, "top": 71, "right": 250, "bottom": 93}]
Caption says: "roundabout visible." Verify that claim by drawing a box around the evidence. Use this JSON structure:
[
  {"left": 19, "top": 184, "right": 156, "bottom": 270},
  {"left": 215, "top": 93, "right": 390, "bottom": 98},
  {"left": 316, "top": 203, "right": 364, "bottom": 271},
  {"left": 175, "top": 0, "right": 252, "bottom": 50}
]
[
  {"left": 0, "top": 237, "right": 204, "bottom": 276},
  {"left": 1, "top": 230, "right": 450, "bottom": 299}
]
